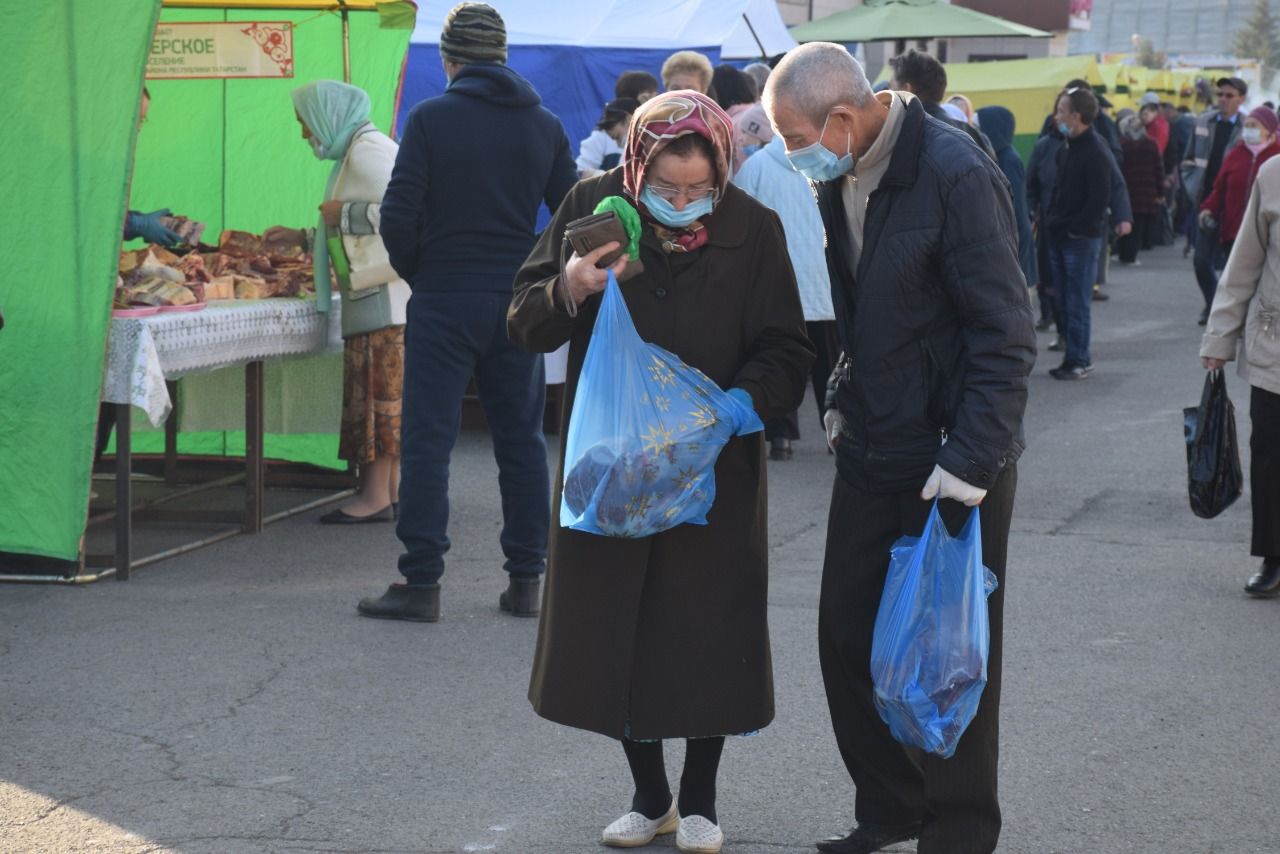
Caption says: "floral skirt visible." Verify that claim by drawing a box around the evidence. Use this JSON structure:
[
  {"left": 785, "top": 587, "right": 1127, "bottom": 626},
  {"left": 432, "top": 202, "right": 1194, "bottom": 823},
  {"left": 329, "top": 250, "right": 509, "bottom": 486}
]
[{"left": 338, "top": 325, "right": 404, "bottom": 464}]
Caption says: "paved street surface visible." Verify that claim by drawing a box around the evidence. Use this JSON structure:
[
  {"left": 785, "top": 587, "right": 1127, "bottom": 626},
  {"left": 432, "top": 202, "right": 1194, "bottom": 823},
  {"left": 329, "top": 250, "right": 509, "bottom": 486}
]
[{"left": 3, "top": 244, "right": 1278, "bottom": 854}]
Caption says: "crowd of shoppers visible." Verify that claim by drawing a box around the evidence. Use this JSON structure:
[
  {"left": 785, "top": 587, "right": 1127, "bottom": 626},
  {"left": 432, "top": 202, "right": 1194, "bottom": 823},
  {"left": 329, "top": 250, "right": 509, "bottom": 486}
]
[{"left": 263, "top": 4, "right": 1275, "bottom": 849}]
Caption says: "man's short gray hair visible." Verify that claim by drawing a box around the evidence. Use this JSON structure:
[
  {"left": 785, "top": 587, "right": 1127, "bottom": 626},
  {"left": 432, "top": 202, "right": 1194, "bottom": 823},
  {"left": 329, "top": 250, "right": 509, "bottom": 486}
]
[{"left": 763, "top": 42, "right": 873, "bottom": 128}]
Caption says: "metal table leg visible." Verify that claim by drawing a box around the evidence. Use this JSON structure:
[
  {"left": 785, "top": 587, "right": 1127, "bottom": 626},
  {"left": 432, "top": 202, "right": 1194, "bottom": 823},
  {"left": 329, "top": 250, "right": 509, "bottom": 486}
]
[
  {"left": 164, "top": 380, "right": 179, "bottom": 485},
  {"left": 244, "top": 361, "right": 264, "bottom": 534},
  {"left": 114, "top": 403, "right": 132, "bottom": 581}
]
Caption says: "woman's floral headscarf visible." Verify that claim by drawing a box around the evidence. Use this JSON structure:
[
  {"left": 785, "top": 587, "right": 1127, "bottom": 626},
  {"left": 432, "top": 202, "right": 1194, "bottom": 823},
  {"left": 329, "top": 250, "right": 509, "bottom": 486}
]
[{"left": 622, "top": 91, "right": 735, "bottom": 253}]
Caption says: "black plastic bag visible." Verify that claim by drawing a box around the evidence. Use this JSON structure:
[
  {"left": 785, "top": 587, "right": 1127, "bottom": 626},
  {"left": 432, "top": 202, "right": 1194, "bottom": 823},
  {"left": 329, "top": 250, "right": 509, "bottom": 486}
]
[{"left": 1183, "top": 370, "right": 1243, "bottom": 519}]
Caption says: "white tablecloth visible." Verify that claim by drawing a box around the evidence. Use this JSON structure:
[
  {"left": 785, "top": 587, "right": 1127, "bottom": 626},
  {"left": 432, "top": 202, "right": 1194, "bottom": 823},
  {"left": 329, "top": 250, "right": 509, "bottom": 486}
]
[{"left": 102, "top": 299, "right": 342, "bottom": 426}]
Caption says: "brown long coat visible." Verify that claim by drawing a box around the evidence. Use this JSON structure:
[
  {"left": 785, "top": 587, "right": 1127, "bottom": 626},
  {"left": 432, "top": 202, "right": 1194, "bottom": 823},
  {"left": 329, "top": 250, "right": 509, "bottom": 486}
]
[{"left": 507, "top": 170, "right": 814, "bottom": 740}]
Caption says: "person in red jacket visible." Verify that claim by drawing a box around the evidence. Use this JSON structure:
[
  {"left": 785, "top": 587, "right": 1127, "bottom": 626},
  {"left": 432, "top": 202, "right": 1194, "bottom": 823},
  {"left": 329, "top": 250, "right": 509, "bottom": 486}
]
[
  {"left": 1117, "top": 114, "right": 1165, "bottom": 264},
  {"left": 1199, "top": 106, "right": 1280, "bottom": 254},
  {"left": 1138, "top": 93, "right": 1169, "bottom": 156}
]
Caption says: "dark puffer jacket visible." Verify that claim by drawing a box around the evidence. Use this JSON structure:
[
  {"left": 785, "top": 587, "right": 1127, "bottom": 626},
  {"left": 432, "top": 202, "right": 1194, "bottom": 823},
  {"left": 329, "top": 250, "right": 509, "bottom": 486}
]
[{"left": 816, "top": 96, "right": 1036, "bottom": 492}]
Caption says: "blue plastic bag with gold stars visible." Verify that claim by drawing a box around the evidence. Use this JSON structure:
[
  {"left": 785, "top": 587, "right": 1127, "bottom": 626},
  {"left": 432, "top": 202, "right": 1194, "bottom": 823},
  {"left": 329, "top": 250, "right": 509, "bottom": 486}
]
[{"left": 561, "top": 270, "right": 763, "bottom": 538}]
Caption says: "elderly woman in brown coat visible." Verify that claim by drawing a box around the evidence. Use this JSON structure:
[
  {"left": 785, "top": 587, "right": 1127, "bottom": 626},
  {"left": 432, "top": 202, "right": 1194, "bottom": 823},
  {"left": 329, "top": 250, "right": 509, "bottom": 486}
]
[{"left": 508, "top": 91, "right": 814, "bottom": 853}]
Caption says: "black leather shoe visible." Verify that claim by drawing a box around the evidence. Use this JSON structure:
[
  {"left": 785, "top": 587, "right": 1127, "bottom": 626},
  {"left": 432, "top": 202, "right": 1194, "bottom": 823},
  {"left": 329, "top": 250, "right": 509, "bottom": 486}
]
[
  {"left": 816, "top": 822, "right": 922, "bottom": 854},
  {"left": 357, "top": 583, "right": 440, "bottom": 622},
  {"left": 320, "top": 505, "right": 393, "bottom": 525},
  {"left": 769, "top": 437, "right": 793, "bottom": 461},
  {"left": 1245, "top": 561, "right": 1280, "bottom": 597},
  {"left": 499, "top": 576, "right": 542, "bottom": 617},
  {"left": 1198, "top": 307, "right": 1210, "bottom": 326},
  {"left": 1092, "top": 286, "right": 1110, "bottom": 302},
  {"left": 1035, "top": 317, "right": 1053, "bottom": 332},
  {"left": 1047, "top": 336, "right": 1064, "bottom": 352}
]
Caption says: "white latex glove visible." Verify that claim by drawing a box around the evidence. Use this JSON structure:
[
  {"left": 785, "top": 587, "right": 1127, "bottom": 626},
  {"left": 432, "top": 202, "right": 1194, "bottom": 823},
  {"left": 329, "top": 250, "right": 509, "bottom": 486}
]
[
  {"left": 920, "top": 464, "right": 987, "bottom": 507},
  {"left": 823, "top": 409, "right": 845, "bottom": 451}
]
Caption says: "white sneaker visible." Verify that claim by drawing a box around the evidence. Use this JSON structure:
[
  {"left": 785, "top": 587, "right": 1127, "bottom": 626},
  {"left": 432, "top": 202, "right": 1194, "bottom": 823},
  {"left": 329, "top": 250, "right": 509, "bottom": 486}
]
[
  {"left": 676, "top": 814, "right": 724, "bottom": 853},
  {"left": 601, "top": 801, "right": 678, "bottom": 848}
]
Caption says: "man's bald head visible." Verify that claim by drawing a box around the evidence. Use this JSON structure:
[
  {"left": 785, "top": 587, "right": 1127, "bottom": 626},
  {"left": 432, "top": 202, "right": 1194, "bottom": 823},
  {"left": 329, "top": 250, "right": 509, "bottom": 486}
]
[{"left": 763, "top": 42, "right": 872, "bottom": 129}]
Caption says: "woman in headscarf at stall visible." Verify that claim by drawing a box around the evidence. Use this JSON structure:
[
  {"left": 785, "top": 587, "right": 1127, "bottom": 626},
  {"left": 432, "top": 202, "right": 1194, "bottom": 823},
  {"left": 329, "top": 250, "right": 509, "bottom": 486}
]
[
  {"left": 507, "top": 91, "right": 814, "bottom": 854},
  {"left": 976, "top": 105, "right": 1036, "bottom": 290},
  {"left": 265, "top": 81, "right": 410, "bottom": 524}
]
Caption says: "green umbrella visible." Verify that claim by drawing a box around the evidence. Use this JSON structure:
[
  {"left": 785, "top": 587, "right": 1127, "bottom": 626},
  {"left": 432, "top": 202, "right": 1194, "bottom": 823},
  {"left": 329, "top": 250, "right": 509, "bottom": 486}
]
[{"left": 790, "top": 0, "right": 1050, "bottom": 43}]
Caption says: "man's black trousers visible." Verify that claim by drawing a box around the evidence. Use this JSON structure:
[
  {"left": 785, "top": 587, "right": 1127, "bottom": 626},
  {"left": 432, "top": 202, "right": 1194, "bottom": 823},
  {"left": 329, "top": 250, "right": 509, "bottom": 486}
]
[{"left": 819, "top": 465, "right": 1016, "bottom": 854}]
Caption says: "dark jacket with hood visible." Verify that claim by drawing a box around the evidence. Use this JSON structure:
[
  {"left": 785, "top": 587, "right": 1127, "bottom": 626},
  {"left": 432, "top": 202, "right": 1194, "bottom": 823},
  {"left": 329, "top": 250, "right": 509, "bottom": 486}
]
[
  {"left": 1048, "top": 125, "right": 1113, "bottom": 239},
  {"left": 977, "top": 105, "right": 1036, "bottom": 287},
  {"left": 1029, "top": 127, "right": 1132, "bottom": 232},
  {"left": 381, "top": 62, "right": 578, "bottom": 294},
  {"left": 815, "top": 97, "right": 1036, "bottom": 493},
  {"left": 924, "top": 100, "right": 997, "bottom": 162}
]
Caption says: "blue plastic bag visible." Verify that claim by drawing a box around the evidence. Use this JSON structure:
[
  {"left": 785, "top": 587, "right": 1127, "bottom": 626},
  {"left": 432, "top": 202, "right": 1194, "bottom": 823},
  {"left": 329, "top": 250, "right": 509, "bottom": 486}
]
[
  {"left": 561, "top": 271, "right": 763, "bottom": 538},
  {"left": 870, "top": 501, "right": 998, "bottom": 758}
]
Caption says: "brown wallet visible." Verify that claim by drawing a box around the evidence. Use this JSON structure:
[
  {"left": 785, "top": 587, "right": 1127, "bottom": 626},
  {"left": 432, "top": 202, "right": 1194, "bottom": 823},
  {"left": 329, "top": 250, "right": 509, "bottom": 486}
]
[{"left": 564, "top": 211, "right": 643, "bottom": 280}]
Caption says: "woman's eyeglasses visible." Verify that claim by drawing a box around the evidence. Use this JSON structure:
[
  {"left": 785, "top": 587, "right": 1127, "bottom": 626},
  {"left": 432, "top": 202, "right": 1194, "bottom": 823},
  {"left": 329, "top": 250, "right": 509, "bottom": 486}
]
[{"left": 647, "top": 183, "right": 717, "bottom": 203}]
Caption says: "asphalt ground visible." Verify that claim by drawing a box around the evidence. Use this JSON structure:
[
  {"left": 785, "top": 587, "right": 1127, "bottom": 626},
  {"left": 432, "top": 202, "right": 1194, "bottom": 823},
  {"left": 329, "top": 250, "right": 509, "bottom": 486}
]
[{"left": 2, "top": 242, "right": 1277, "bottom": 853}]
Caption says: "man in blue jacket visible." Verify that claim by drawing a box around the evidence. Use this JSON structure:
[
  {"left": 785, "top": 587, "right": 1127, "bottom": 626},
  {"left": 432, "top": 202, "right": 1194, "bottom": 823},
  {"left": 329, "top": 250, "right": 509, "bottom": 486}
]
[{"left": 359, "top": 2, "right": 577, "bottom": 623}]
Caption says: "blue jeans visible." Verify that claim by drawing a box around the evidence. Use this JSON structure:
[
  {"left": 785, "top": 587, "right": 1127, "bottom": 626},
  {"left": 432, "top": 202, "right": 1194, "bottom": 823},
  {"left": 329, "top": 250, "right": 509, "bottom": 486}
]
[
  {"left": 1049, "top": 234, "right": 1102, "bottom": 369},
  {"left": 1193, "top": 224, "right": 1229, "bottom": 309},
  {"left": 396, "top": 292, "right": 549, "bottom": 585}
]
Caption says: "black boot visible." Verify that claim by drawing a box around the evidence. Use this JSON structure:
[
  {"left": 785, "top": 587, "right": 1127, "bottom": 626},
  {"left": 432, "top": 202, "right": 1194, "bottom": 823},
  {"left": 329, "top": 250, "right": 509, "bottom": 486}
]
[
  {"left": 499, "top": 575, "right": 541, "bottom": 617},
  {"left": 357, "top": 583, "right": 440, "bottom": 622},
  {"left": 1245, "top": 561, "right": 1280, "bottom": 597},
  {"left": 815, "top": 822, "right": 922, "bottom": 854}
]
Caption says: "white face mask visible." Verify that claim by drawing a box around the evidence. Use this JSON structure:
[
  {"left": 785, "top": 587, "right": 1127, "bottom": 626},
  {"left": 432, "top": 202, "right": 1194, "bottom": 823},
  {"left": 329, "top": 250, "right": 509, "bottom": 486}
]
[{"left": 1243, "top": 127, "right": 1266, "bottom": 146}]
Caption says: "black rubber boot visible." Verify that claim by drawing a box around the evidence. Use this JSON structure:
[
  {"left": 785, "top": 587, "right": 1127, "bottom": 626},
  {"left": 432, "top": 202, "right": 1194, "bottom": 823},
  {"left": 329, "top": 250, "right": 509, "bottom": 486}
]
[
  {"left": 356, "top": 583, "right": 440, "bottom": 622},
  {"left": 499, "top": 576, "right": 542, "bottom": 617}
]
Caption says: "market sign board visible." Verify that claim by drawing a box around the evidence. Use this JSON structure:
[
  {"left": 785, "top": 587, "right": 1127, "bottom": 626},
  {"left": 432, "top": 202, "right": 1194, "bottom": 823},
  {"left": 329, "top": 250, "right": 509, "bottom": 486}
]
[{"left": 146, "top": 22, "right": 293, "bottom": 79}]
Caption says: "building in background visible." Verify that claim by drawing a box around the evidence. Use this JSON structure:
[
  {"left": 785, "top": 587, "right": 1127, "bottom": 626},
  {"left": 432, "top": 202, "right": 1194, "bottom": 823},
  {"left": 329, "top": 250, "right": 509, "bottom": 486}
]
[{"left": 1069, "top": 0, "right": 1256, "bottom": 57}]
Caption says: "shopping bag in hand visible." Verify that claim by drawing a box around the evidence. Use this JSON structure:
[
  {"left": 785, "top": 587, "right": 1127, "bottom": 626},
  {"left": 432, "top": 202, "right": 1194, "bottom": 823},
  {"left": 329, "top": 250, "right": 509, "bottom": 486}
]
[
  {"left": 561, "top": 271, "right": 763, "bottom": 538},
  {"left": 870, "top": 501, "right": 998, "bottom": 759},
  {"left": 1184, "top": 369, "right": 1243, "bottom": 519}
]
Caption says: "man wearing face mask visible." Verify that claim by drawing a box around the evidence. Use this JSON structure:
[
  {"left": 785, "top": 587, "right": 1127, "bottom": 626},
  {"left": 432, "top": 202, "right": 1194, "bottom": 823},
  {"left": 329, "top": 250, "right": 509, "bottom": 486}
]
[
  {"left": 764, "top": 43, "right": 1034, "bottom": 854},
  {"left": 1045, "top": 87, "right": 1112, "bottom": 381},
  {"left": 367, "top": 2, "right": 578, "bottom": 623}
]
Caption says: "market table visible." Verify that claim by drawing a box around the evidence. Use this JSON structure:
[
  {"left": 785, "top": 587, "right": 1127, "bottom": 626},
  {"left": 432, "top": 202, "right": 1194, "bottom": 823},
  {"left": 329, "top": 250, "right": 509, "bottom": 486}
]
[{"left": 98, "top": 298, "right": 343, "bottom": 580}]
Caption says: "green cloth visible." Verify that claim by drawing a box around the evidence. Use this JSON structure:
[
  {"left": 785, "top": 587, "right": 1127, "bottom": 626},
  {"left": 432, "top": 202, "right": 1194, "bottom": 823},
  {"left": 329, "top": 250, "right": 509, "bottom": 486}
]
[
  {"left": 593, "top": 196, "right": 642, "bottom": 260},
  {"left": 0, "top": 0, "right": 162, "bottom": 560},
  {"left": 0, "top": 3, "right": 410, "bottom": 562}
]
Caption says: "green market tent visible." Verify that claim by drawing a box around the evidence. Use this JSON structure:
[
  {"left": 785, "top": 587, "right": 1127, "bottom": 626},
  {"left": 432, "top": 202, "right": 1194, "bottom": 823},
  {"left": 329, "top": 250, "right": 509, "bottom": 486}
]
[
  {"left": 790, "top": 0, "right": 1050, "bottom": 43},
  {"left": 0, "top": 0, "right": 412, "bottom": 563}
]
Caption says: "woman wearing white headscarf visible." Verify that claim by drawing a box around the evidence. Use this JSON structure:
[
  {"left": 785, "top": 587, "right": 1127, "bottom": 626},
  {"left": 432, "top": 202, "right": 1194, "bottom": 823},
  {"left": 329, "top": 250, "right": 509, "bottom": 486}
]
[{"left": 265, "top": 81, "right": 409, "bottom": 524}]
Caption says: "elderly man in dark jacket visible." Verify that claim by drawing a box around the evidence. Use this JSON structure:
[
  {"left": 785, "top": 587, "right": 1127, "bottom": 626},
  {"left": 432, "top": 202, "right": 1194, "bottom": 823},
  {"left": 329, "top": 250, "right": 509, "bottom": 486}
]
[
  {"left": 361, "top": 2, "right": 578, "bottom": 622},
  {"left": 764, "top": 43, "right": 1035, "bottom": 854}
]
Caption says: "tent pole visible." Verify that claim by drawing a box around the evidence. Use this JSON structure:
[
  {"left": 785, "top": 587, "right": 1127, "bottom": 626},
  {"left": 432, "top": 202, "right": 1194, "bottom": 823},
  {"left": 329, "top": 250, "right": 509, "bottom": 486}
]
[
  {"left": 341, "top": 4, "right": 352, "bottom": 83},
  {"left": 741, "top": 14, "right": 767, "bottom": 60}
]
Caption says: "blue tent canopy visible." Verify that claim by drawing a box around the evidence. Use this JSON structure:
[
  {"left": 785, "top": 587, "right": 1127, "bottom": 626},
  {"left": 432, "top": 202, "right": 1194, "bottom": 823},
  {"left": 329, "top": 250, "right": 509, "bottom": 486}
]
[{"left": 399, "top": 0, "right": 795, "bottom": 187}]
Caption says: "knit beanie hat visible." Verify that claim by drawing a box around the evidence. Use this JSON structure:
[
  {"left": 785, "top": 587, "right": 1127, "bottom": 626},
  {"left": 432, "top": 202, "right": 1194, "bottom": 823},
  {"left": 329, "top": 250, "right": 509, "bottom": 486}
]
[
  {"left": 1248, "top": 105, "right": 1280, "bottom": 136},
  {"left": 439, "top": 2, "right": 507, "bottom": 65}
]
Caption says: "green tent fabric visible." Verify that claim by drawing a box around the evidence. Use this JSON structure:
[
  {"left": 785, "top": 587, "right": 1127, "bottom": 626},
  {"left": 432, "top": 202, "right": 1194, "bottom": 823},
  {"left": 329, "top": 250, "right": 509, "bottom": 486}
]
[
  {"left": 124, "top": 6, "right": 412, "bottom": 476},
  {"left": 0, "top": 0, "right": 162, "bottom": 561},
  {"left": 790, "top": 0, "right": 1050, "bottom": 43},
  {"left": 0, "top": 2, "right": 411, "bottom": 563}
]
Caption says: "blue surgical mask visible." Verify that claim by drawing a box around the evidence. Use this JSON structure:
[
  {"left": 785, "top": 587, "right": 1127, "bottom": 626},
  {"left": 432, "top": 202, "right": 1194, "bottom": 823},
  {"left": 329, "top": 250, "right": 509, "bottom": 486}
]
[
  {"left": 785, "top": 112, "right": 853, "bottom": 181},
  {"left": 640, "top": 185, "right": 714, "bottom": 228},
  {"left": 741, "top": 143, "right": 762, "bottom": 159},
  {"left": 1057, "top": 121, "right": 1072, "bottom": 138}
]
